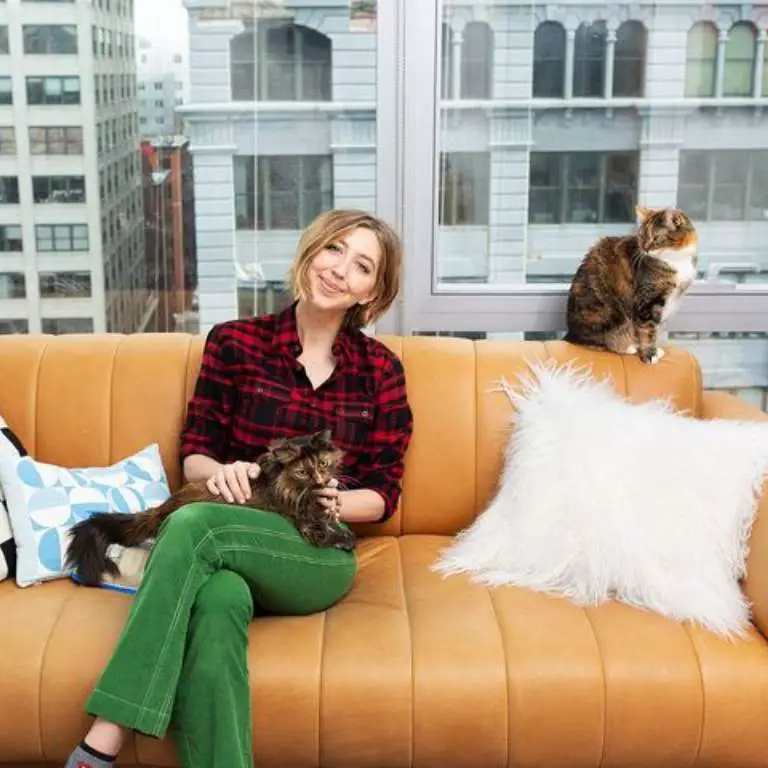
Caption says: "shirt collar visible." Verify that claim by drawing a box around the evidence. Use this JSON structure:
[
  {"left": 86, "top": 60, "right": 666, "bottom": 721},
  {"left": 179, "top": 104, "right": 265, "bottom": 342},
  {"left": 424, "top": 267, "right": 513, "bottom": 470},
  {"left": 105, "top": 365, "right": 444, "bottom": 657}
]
[{"left": 273, "top": 301, "right": 355, "bottom": 364}]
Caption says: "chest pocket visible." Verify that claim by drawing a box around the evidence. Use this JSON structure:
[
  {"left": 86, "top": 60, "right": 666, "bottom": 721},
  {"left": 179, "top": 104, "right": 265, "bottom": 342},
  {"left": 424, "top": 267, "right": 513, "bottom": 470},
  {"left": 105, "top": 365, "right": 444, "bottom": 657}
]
[
  {"left": 333, "top": 403, "right": 375, "bottom": 450},
  {"left": 235, "top": 383, "right": 294, "bottom": 433}
]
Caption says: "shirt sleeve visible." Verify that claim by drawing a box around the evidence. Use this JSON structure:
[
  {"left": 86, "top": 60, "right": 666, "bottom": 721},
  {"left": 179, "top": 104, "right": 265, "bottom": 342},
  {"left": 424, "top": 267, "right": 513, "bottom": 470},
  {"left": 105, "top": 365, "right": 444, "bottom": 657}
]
[
  {"left": 357, "top": 354, "right": 414, "bottom": 522},
  {"left": 179, "top": 324, "right": 236, "bottom": 463}
]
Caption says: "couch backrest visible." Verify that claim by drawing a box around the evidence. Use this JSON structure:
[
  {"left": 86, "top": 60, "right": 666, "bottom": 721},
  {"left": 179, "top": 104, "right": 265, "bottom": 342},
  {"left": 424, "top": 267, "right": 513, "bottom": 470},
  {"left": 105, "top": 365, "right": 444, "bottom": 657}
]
[{"left": 0, "top": 333, "right": 702, "bottom": 537}]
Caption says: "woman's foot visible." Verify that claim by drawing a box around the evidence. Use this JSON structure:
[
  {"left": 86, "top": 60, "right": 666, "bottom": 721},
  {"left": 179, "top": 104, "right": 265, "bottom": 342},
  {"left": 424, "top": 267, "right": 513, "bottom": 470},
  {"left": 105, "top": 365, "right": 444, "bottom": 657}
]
[{"left": 65, "top": 718, "right": 127, "bottom": 767}]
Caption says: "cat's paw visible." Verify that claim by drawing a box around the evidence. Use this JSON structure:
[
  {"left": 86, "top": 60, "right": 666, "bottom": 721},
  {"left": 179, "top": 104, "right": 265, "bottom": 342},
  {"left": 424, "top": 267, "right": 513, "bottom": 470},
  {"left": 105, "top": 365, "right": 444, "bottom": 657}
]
[
  {"left": 625, "top": 345, "right": 638, "bottom": 355},
  {"left": 650, "top": 347, "right": 665, "bottom": 364}
]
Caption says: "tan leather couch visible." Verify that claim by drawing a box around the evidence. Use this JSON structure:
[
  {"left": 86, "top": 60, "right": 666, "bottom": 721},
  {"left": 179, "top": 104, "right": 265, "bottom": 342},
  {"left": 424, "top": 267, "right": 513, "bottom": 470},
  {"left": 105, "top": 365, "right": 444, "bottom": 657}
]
[{"left": 1, "top": 333, "right": 768, "bottom": 768}]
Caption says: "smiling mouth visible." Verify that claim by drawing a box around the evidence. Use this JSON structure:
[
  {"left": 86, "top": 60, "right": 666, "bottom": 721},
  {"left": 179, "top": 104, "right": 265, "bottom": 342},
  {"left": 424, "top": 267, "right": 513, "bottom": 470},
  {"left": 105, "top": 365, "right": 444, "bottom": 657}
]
[{"left": 319, "top": 276, "right": 344, "bottom": 295}]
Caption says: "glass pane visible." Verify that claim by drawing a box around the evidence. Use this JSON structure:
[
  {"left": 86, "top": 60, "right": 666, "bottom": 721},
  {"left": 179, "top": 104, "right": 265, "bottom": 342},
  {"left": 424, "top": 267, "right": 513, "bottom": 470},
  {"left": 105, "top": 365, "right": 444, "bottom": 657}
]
[
  {"left": 435, "top": 1, "right": 768, "bottom": 293},
  {"left": 218, "top": 1, "right": 378, "bottom": 326}
]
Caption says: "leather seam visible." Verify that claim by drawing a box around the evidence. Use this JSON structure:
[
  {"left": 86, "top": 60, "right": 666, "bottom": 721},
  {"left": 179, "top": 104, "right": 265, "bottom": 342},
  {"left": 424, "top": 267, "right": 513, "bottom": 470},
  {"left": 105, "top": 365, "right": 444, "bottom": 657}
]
[
  {"left": 109, "top": 336, "right": 121, "bottom": 465},
  {"left": 38, "top": 589, "right": 77, "bottom": 761},
  {"left": 681, "top": 624, "right": 705, "bottom": 764},
  {"left": 581, "top": 608, "right": 607, "bottom": 767},
  {"left": 318, "top": 607, "right": 327, "bottom": 766},
  {"left": 396, "top": 537, "right": 414, "bottom": 767},
  {"left": 34, "top": 338, "right": 52, "bottom": 458},
  {"left": 486, "top": 590, "right": 509, "bottom": 768}
]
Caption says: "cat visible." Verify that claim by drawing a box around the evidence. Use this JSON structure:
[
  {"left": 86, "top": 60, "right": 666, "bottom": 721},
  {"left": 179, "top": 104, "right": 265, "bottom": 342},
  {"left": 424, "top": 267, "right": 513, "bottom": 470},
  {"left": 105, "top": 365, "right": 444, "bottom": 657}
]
[
  {"left": 65, "top": 429, "right": 356, "bottom": 587},
  {"left": 563, "top": 206, "right": 699, "bottom": 364}
]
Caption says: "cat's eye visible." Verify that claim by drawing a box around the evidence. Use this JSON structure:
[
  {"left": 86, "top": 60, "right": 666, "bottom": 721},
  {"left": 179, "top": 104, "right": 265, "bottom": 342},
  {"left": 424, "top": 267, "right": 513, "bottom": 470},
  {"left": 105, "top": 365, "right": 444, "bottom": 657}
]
[{"left": 295, "top": 468, "right": 308, "bottom": 479}]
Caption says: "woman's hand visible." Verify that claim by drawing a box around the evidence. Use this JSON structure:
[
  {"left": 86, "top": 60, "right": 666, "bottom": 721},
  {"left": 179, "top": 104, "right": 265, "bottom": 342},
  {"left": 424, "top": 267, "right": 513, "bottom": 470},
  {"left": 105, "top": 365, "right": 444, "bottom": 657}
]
[
  {"left": 314, "top": 478, "right": 342, "bottom": 521},
  {"left": 206, "top": 461, "right": 260, "bottom": 504}
]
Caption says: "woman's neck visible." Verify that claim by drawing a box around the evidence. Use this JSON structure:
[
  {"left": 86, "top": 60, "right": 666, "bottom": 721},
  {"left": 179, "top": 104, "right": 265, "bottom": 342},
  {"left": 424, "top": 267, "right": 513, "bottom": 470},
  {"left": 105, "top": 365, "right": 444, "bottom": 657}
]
[{"left": 295, "top": 300, "right": 345, "bottom": 355}]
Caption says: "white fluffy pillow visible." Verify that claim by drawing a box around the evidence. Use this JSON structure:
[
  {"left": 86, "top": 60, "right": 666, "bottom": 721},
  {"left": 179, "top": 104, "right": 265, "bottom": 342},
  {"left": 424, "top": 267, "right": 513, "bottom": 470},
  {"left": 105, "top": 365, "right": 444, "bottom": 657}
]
[{"left": 433, "top": 361, "right": 768, "bottom": 637}]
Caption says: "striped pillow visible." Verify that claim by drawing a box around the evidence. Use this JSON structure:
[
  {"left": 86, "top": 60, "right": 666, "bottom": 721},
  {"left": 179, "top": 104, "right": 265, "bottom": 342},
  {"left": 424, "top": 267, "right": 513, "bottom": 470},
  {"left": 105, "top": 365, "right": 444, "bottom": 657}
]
[{"left": 0, "top": 415, "right": 27, "bottom": 581}]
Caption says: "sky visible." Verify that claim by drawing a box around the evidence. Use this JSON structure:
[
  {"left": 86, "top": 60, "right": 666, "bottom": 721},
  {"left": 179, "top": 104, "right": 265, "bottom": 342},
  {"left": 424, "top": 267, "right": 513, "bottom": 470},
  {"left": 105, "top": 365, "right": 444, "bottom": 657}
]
[{"left": 136, "top": 0, "right": 189, "bottom": 50}]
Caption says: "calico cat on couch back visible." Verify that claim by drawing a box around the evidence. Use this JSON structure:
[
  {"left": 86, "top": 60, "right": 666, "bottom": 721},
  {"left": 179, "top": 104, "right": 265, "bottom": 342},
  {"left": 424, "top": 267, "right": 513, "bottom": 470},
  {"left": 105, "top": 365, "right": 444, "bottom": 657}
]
[
  {"left": 564, "top": 206, "right": 699, "bottom": 364},
  {"left": 65, "top": 429, "right": 356, "bottom": 587}
]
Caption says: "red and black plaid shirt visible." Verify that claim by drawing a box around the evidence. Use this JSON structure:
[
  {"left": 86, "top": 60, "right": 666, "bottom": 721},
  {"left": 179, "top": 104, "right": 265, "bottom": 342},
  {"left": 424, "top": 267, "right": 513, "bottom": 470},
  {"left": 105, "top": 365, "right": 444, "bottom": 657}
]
[{"left": 180, "top": 302, "right": 413, "bottom": 522}]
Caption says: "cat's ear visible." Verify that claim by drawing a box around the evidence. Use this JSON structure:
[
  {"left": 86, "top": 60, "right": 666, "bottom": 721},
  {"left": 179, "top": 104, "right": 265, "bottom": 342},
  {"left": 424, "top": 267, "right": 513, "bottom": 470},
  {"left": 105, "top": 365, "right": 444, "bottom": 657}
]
[
  {"left": 311, "top": 429, "right": 334, "bottom": 447},
  {"left": 635, "top": 205, "right": 653, "bottom": 221},
  {"left": 267, "top": 438, "right": 301, "bottom": 464}
]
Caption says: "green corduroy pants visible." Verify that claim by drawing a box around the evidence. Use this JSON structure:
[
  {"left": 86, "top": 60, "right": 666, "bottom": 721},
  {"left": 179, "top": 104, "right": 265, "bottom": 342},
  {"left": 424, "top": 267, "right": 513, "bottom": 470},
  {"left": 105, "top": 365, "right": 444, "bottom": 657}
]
[{"left": 85, "top": 501, "right": 357, "bottom": 768}]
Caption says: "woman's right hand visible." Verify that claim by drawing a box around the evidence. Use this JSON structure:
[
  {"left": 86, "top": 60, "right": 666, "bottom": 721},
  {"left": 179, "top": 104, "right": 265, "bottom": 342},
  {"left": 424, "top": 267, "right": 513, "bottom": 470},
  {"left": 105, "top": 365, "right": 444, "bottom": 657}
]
[{"left": 206, "top": 461, "right": 261, "bottom": 504}]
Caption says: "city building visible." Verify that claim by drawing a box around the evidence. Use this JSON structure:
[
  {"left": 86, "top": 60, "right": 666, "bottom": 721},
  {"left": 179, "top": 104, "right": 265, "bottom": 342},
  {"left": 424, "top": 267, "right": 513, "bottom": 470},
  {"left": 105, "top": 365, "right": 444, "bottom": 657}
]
[
  {"left": 0, "top": 0, "right": 146, "bottom": 335},
  {"left": 140, "top": 134, "right": 198, "bottom": 332},
  {"left": 137, "top": 35, "right": 189, "bottom": 137},
  {"left": 180, "top": 1, "right": 768, "bottom": 402}
]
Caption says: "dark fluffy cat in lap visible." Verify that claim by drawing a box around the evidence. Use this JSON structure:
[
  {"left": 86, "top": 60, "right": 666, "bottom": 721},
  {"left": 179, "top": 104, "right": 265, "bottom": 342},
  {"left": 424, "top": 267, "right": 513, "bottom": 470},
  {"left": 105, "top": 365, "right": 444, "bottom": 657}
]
[
  {"left": 564, "top": 206, "right": 699, "bottom": 364},
  {"left": 66, "top": 429, "right": 356, "bottom": 587}
]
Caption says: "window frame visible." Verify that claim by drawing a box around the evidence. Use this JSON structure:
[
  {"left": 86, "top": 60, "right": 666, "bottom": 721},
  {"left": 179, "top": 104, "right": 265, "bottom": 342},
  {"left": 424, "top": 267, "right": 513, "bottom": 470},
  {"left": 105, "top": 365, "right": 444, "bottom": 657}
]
[{"left": 374, "top": 0, "right": 768, "bottom": 337}]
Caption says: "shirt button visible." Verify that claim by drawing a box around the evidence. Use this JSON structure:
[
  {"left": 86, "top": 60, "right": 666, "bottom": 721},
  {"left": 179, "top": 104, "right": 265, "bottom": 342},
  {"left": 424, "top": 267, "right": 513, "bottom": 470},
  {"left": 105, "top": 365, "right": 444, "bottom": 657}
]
[
  {"left": 361, "top": 409, "right": 369, "bottom": 417},
  {"left": 257, "top": 386, "right": 263, "bottom": 394}
]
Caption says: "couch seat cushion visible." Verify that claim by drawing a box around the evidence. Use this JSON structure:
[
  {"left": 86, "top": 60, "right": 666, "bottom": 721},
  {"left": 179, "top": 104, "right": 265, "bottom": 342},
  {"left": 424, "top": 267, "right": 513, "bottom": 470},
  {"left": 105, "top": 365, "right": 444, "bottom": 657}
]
[{"left": 2, "top": 536, "right": 768, "bottom": 768}]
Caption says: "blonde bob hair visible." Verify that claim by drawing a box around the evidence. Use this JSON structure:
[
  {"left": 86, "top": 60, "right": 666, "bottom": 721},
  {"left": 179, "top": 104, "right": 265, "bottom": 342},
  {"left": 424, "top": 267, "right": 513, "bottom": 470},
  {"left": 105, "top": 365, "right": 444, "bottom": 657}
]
[{"left": 287, "top": 209, "right": 403, "bottom": 329}]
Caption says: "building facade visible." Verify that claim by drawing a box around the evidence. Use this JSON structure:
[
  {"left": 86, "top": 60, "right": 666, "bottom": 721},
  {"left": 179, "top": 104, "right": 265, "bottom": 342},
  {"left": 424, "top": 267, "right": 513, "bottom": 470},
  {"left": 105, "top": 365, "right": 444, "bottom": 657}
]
[
  {"left": 137, "top": 36, "right": 189, "bottom": 137},
  {"left": 0, "top": 0, "right": 145, "bottom": 335},
  {"left": 141, "top": 134, "right": 198, "bottom": 332},
  {"left": 179, "top": 0, "right": 768, "bottom": 398}
]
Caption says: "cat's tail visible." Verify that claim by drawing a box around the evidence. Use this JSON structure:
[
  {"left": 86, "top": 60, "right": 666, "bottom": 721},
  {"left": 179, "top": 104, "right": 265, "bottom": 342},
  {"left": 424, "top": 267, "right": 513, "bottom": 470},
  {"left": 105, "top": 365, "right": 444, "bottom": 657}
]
[{"left": 65, "top": 499, "right": 178, "bottom": 587}]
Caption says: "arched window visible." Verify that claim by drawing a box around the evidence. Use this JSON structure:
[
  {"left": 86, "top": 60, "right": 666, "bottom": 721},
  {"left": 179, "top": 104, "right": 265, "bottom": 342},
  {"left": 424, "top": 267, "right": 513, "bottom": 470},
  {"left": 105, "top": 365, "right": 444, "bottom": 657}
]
[
  {"left": 573, "top": 21, "right": 607, "bottom": 97},
  {"left": 613, "top": 21, "right": 646, "bottom": 96},
  {"left": 230, "top": 23, "right": 332, "bottom": 102},
  {"left": 684, "top": 22, "right": 717, "bottom": 96},
  {"left": 461, "top": 21, "right": 493, "bottom": 98},
  {"left": 723, "top": 22, "right": 757, "bottom": 96},
  {"left": 532, "top": 21, "right": 565, "bottom": 97}
]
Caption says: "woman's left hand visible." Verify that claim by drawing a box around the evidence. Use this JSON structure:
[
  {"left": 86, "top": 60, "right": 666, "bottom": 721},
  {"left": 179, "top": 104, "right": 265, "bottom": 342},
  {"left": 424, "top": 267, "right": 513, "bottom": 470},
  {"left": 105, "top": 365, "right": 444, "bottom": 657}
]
[{"left": 314, "top": 478, "right": 342, "bottom": 521}]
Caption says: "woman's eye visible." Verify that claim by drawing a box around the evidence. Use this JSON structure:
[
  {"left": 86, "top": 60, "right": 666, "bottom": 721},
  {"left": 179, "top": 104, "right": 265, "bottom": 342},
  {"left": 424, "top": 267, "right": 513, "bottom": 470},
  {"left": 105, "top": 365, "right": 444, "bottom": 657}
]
[
  {"left": 357, "top": 262, "right": 371, "bottom": 274},
  {"left": 328, "top": 243, "right": 341, "bottom": 252}
]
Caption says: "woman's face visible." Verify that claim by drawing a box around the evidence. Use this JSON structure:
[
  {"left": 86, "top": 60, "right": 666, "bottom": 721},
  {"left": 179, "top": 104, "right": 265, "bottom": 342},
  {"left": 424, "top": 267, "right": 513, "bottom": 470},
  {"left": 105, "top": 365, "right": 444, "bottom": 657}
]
[{"left": 306, "top": 226, "right": 382, "bottom": 315}]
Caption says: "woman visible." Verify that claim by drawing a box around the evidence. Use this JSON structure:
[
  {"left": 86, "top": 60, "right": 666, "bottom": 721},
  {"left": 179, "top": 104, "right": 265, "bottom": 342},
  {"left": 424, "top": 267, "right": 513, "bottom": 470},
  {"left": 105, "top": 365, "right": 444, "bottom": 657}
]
[{"left": 66, "top": 208, "right": 414, "bottom": 768}]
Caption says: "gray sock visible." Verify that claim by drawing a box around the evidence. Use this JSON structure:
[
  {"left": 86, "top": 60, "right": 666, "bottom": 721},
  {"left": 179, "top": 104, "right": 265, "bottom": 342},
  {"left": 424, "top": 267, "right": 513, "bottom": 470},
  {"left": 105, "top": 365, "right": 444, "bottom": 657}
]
[{"left": 65, "top": 742, "right": 115, "bottom": 768}]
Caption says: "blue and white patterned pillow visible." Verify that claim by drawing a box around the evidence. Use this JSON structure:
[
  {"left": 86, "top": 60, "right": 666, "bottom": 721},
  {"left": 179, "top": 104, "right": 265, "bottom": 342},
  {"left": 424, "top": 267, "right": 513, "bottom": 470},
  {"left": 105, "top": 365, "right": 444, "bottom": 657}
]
[
  {"left": 0, "top": 415, "right": 28, "bottom": 582},
  {"left": 0, "top": 443, "right": 170, "bottom": 587}
]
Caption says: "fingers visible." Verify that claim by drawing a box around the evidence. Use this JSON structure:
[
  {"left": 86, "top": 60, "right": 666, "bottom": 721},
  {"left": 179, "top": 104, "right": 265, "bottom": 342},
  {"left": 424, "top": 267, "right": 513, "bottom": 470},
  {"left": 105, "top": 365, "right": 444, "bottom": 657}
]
[{"left": 206, "top": 462, "right": 260, "bottom": 504}]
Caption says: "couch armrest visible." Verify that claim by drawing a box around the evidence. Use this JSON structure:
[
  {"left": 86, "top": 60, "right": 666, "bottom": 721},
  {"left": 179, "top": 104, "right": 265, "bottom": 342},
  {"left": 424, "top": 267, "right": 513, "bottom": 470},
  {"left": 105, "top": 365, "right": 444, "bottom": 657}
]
[{"left": 701, "top": 391, "right": 768, "bottom": 639}]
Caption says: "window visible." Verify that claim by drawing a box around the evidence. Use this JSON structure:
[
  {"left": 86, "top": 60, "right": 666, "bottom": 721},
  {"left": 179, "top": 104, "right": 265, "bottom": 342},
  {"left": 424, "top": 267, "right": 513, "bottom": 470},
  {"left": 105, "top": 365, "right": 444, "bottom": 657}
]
[
  {"left": 0, "top": 26, "right": 9, "bottom": 54},
  {"left": 0, "top": 225, "right": 22, "bottom": 251},
  {"left": 439, "top": 152, "right": 490, "bottom": 226},
  {"left": 39, "top": 271, "right": 92, "bottom": 298},
  {"left": 0, "top": 320, "right": 28, "bottom": 334},
  {"left": 23, "top": 25, "right": 78, "bottom": 54},
  {"left": 29, "top": 126, "right": 83, "bottom": 154},
  {"left": 26, "top": 76, "right": 81, "bottom": 105},
  {"left": 41, "top": 317, "right": 93, "bottom": 334},
  {"left": 573, "top": 21, "right": 607, "bottom": 97},
  {"left": 533, "top": 22, "right": 566, "bottom": 97},
  {"left": 0, "top": 127, "right": 15, "bottom": 154},
  {"left": 0, "top": 272, "right": 25, "bottom": 299},
  {"left": 234, "top": 155, "right": 333, "bottom": 230},
  {"left": 461, "top": 22, "right": 493, "bottom": 98},
  {"left": 613, "top": 21, "right": 646, "bottom": 96},
  {"left": 528, "top": 152, "right": 638, "bottom": 224},
  {"left": 0, "top": 177, "right": 19, "bottom": 203},
  {"left": 678, "top": 150, "right": 768, "bottom": 221},
  {"left": 230, "top": 23, "right": 332, "bottom": 101},
  {"left": 32, "top": 175, "right": 86, "bottom": 203},
  {"left": 0, "top": 77, "right": 11, "bottom": 105},
  {"left": 36, "top": 224, "right": 88, "bottom": 251},
  {"left": 723, "top": 22, "right": 756, "bottom": 96},
  {"left": 685, "top": 22, "right": 717, "bottom": 96}
]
